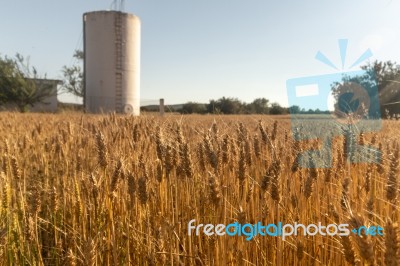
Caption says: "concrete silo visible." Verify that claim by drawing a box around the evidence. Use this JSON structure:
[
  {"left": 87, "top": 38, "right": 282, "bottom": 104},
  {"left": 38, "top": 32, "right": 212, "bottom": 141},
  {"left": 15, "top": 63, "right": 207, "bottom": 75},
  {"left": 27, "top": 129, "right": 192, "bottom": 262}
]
[{"left": 83, "top": 11, "right": 141, "bottom": 115}]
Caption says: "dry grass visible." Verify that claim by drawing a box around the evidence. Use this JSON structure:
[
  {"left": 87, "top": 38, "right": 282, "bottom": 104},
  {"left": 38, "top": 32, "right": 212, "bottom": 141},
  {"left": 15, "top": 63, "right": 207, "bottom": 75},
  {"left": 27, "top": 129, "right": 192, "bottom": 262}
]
[{"left": 0, "top": 112, "right": 399, "bottom": 265}]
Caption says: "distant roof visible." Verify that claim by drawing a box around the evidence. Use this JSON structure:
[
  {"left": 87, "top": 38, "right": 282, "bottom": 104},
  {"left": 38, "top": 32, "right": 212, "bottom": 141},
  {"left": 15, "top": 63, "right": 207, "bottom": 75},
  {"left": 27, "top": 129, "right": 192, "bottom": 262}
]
[{"left": 25, "top": 78, "right": 62, "bottom": 84}]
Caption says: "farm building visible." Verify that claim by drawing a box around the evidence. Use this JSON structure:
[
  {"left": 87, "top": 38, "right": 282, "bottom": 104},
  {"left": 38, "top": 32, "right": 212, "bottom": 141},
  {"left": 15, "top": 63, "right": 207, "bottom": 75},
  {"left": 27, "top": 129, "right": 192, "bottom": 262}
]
[{"left": 0, "top": 78, "right": 61, "bottom": 113}]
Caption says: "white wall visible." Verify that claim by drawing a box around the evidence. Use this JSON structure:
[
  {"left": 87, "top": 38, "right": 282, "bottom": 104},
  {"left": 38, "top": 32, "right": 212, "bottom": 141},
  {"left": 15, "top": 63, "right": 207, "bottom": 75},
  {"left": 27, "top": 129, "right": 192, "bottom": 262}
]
[{"left": 84, "top": 11, "right": 141, "bottom": 115}]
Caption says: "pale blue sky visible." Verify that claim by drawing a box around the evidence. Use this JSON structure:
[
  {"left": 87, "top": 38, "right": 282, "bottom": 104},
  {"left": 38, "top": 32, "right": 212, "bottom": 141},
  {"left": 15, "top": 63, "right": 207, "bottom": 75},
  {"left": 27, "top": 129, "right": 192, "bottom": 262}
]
[{"left": 1, "top": 0, "right": 400, "bottom": 106}]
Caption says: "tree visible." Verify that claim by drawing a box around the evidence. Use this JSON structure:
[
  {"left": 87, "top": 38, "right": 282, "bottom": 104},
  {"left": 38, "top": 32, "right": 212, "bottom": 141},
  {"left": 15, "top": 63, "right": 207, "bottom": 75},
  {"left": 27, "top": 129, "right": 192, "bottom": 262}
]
[
  {"left": 207, "top": 99, "right": 218, "bottom": 113},
  {"left": 61, "top": 50, "right": 84, "bottom": 98},
  {"left": 332, "top": 60, "right": 400, "bottom": 117},
  {"left": 288, "top": 105, "right": 301, "bottom": 114},
  {"left": 269, "top": 102, "right": 286, "bottom": 115},
  {"left": 0, "top": 54, "right": 55, "bottom": 112},
  {"left": 207, "top": 97, "right": 245, "bottom": 114},
  {"left": 0, "top": 58, "right": 14, "bottom": 104},
  {"left": 246, "top": 98, "right": 269, "bottom": 114},
  {"left": 180, "top": 102, "right": 207, "bottom": 114}
]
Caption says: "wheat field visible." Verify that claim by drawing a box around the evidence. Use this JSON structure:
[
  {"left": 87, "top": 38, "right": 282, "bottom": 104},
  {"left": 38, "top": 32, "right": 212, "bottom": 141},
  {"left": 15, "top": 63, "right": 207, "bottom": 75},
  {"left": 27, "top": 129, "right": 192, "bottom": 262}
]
[{"left": 0, "top": 112, "right": 399, "bottom": 265}]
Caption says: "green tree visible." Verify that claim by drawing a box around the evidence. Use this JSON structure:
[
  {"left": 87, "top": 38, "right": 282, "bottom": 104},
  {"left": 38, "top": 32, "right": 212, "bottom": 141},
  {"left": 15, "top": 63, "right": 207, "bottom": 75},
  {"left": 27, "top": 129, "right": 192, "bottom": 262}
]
[
  {"left": 0, "top": 54, "right": 55, "bottom": 112},
  {"left": 180, "top": 102, "right": 207, "bottom": 114},
  {"left": 246, "top": 98, "right": 269, "bottom": 114},
  {"left": 288, "top": 105, "right": 301, "bottom": 114},
  {"left": 333, "top": 60, "right": 400, "bottom": 117},
  {"left": 0, "top": 58, "right": 15, "bottom": 104},
  {"left": 269, "top": 102, "right": 286, "bottom": 115},
  {"left": 61, "top": 50, "right": 84, "bottom": 98},
  {"left": 207, "top": 97, "right": 244, "bottom": 114}
]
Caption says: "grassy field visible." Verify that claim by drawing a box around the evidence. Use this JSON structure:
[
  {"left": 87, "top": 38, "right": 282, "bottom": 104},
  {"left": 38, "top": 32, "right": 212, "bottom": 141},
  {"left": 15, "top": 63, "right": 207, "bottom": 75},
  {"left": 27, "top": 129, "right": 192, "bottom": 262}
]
[{"left": 0, "top": 112, "right": 399, "bottom": 265}]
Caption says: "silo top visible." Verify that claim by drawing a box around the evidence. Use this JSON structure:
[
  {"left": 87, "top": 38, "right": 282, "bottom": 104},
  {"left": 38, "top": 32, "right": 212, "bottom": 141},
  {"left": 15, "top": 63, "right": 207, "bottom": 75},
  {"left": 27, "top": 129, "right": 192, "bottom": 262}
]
[{"left": 83, "top": 10, "right": 140, "bottom": 22}]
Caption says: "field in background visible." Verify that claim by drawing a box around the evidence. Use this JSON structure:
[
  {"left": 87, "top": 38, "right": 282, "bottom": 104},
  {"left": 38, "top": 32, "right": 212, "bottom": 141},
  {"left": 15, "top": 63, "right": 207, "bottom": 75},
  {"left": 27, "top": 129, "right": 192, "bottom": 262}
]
[{"left": 0, "top": 112, "right": 399, "bottom": 265}]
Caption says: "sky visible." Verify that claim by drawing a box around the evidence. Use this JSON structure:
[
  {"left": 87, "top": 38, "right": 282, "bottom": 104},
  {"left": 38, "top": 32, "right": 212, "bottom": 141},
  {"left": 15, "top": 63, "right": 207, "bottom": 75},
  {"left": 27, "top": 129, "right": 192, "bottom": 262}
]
[{"left": 1, "top": 0, "right": 400, "bottom": 106}]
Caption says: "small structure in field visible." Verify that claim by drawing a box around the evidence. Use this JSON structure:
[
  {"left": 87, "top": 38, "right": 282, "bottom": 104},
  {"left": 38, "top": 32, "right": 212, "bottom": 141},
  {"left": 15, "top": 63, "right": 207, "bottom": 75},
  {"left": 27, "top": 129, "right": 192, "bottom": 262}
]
[{"left": 0, "top": 78, "right": 61, "bottom": 113}]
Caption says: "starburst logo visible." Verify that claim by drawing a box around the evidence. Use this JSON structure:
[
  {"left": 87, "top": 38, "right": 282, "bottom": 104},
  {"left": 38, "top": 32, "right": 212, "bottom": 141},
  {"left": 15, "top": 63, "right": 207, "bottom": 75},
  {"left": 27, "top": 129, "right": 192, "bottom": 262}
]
[
  {"left": 315, "top": 39, "right": 373, "bottom": 70},
  {"left": 286, "top": 39, "right": 381, "bottom": 168}
]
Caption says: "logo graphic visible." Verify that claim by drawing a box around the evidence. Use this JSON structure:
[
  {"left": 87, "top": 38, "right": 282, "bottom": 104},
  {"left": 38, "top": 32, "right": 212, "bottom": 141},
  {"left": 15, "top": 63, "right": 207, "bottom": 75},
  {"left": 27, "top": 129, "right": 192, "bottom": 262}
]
[
  {"left": 188, "top": 220, "right": 384, "bottom": 241},
  {"left": 286, "top": 39, "right": 381, "bottom": 168}
]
